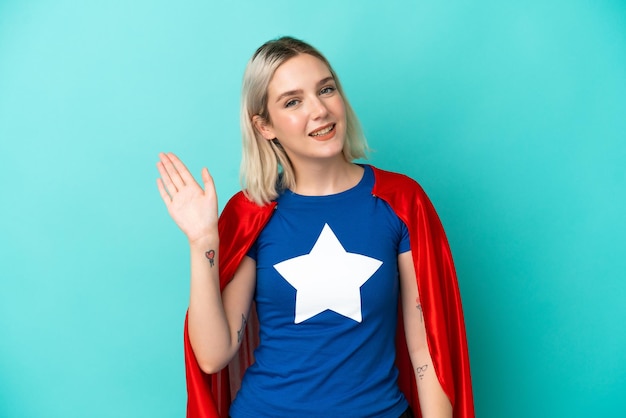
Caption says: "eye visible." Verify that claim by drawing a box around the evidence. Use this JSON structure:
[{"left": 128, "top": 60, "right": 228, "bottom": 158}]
[
  {"left": 320, "top": 86, "right": 336, "bottom": 95},
  {"left": 285, "top": 99, "right": 300, "bottom": 108}
]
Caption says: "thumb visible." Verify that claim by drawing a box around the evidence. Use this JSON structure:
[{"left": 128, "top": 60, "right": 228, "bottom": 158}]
[{"left": 201, "top": 167, "right": 214, "bottom": 189}]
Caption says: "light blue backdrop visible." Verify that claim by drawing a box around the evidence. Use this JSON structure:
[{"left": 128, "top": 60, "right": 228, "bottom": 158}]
[{"left": 1, "top": 1, "right": 624, "bottom": 417}]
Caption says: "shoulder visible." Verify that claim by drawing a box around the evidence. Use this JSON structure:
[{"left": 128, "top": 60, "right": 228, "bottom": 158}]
[
  {"left": 369, "top": 165, "right": 428, "bottom": 201},
  {"left": 221, "top": 191, "right": 275, "bottom": 217},
  {"left": 368, "top": 165, "right": 445, "bottom": 235},
  {"left": 217, "top": 191, "right": 276, "bottom": 248},
  {"left": 220, "top": 190, "right": 276, "bottom": 224}
]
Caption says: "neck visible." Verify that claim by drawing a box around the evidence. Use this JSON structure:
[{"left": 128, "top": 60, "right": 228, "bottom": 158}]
[{"left": 291, "top": 158, "right": 364, "bottom": 196}]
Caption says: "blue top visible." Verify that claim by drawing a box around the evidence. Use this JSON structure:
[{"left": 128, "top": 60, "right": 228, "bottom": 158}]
[{"left": 230, "top": 165, "right": 411, "bottom": 418}]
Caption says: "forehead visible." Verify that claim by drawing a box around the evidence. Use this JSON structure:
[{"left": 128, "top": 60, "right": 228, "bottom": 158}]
[{"left": 267, "top": 54, "right": 333, "bottom": 96}]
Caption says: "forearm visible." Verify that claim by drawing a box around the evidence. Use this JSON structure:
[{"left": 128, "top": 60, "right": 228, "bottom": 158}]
[
  {"left": 399, "top": 251, "right": 452, "bottom": 417},
  {"left": 187, "top": 235, "right": 236, "bottom": 373},
  {"left": 409, "top": 348, "right": 452, "bottom": 418}
]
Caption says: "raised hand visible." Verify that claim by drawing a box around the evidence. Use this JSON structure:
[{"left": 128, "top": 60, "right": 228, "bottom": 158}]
[{"left": 156, "top": 152, "right": 218, "bottom": 244}]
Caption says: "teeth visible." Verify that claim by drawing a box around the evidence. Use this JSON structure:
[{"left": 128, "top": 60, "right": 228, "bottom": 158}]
[{"left": 311, "top": 125, "right": 333, "bottom": 136}]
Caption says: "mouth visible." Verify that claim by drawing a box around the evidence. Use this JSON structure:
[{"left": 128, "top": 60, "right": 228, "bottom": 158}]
[{"left": 308, "top": 123, "right": 336, "bottom": 138}]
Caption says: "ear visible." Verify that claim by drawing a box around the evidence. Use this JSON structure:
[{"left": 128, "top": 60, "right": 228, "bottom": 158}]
[{"left": 252, "top": 115, "right": 276, "bottom": 140}]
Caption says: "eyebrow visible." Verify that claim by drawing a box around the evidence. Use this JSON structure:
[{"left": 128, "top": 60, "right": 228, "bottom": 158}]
[{"left": 274, "top": 76, "right": 336, "bottom": 104}]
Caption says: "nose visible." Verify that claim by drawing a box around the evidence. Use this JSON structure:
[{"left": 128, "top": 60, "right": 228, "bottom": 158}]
[{"left": 309, "top": 96, "right": 329, "bottom": 119}]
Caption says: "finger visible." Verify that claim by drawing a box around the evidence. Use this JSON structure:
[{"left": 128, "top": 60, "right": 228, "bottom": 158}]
[
  {"left": 201, "top": 167, "right": 217, "bottom": 199},
  {"left": 156, "top": 159, "right": 178, "bottom": 194},
  {"left": 156, "top": 178, "right": 172, "bottom": 206},
  {"left": 201, "top": 167, "right": 212, "bottom": 187},
  {"left": 159, "top": 152, "right": 186, "bottom": 190},
  {"left": 167, "top": 152, "right": 197, "bottom": 186}
]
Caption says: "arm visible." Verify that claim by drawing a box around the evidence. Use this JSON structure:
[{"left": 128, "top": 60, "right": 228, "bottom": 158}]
[
  {"left": 156, "top": 152, "right": 254, "bottom": 373},
  {"left": 399, "top": 251, "right": 453, "bottom": 418}
]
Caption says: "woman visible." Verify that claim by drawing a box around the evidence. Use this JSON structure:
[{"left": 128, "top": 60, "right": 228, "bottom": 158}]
[{"left": 157, "top": 36, "right": 474, "bottom": 418}]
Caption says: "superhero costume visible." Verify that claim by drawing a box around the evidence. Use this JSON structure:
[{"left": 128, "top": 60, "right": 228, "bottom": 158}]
[
  {"left": 230, "top": 165, "right": 410, "bottom": 416},
  {"left": 183, "top": 165, "right": 475, "bottom": 418}
]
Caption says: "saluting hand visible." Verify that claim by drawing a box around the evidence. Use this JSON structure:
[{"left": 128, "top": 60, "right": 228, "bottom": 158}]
[{"left": 156, "top": 152, "right": 218, "bottom": 244}]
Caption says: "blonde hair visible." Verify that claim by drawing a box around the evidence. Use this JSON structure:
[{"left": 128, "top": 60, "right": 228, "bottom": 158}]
[{"left": 240, "top": 36, "right": 368, "bottom": 205}]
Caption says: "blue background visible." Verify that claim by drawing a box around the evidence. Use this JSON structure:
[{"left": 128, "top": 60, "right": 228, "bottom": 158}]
[{"left": 1, "top": 0, "right": 624, "bottom": 416}]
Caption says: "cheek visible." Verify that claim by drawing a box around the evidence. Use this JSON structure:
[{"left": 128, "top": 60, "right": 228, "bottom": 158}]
[
  {"left": 276, "top": 113, "right": 307, "bottom": 133},
  {"left": 331, "top": 97, "right": 347, "bottom": 120}
]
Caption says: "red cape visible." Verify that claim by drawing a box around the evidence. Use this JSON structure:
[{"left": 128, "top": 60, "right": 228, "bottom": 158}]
[{"left": 183, "top": 166, "right": 474, "bottom": 418}]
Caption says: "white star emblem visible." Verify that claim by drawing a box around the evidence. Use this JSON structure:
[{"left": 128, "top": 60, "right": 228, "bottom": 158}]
[{"left": 273, "top": 223, "right": 383, "bottom": 323}]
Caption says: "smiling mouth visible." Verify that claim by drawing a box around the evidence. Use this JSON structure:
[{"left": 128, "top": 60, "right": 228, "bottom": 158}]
[{"left": 309, "top": 124, "right": 335, "bottom": 137}]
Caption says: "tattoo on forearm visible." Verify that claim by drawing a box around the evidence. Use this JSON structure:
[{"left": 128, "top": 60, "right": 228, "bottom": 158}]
[
  {"left": 205, "top": 250, "right": 215, "bottom": 267},
  {"left": 416, "top": 364, "right": 428, "bottom": 380},
  {"left": 236, "top": 314, "right": 247, "bottom": 343},
  {"left": 416, "top": 303, "right": 423, "bottom": 323}
]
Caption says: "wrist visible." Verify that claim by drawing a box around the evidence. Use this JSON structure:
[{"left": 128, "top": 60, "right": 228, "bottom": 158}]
[{"left": 188, "top": 231, "right": 219, "bottom": 249}]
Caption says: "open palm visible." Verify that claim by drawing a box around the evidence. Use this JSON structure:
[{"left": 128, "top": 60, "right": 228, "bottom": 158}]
[{"left": 156, "top": 152, "right": 218, "bottom": 243}]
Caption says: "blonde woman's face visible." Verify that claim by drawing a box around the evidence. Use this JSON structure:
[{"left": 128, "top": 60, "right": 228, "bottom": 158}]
[{"left": 256, "top": 54, "right": 347, "bottom": 167}]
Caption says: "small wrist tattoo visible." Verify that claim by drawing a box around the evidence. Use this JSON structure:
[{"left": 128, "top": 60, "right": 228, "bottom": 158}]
[
  {"left": 205, "top": 250, "right": 215, "bottom": 267},
  {"left": 416, "top": 303, "right": 423, "bottom": 323},
  {"left": 416, "top": 364, "right": 428, "bottom": 380}
]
